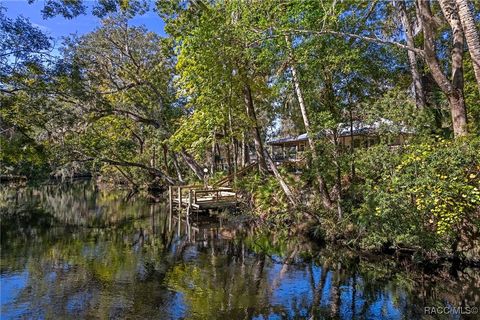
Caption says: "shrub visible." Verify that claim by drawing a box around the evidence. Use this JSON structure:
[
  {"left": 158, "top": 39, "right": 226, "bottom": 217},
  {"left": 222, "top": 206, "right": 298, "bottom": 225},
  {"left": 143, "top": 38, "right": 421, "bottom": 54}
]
[{"left": 355, "top": 136, "right": 480, "bottom": 256}]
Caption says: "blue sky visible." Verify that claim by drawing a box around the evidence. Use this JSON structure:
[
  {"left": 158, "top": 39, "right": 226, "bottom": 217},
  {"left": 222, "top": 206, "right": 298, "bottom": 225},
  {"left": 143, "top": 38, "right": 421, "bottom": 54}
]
[{"left": 2, "top": 1, "right": 166, "bottom": 43}]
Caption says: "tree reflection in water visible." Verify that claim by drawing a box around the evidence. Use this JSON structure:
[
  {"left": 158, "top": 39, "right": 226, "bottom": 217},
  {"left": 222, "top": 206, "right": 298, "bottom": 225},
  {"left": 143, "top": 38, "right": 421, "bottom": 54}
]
[{"left": 1, "top": 181, "right": 479, "bottom": 319}]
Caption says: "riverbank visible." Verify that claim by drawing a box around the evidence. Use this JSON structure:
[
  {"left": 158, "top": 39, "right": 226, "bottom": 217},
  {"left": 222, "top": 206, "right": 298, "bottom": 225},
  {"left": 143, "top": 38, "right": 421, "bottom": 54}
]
[
  {"left": 3, "top": 176, "right": 480, "bottom": 270},
  {"left": 243, "top": 212, "right": 480, "bottom": 273}
]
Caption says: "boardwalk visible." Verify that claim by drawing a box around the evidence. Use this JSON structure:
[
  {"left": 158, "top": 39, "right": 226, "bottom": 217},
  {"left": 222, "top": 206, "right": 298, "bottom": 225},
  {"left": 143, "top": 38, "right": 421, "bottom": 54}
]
[{"left": 168, "top": 185, "right": 238, "bottom": 217}]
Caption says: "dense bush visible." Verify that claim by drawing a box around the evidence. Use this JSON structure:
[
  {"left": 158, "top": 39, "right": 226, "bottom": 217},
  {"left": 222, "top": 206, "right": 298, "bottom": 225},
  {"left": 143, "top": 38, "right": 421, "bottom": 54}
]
[
  {"left": 355, "top": 137, "right": 480, "bottom": 257},
  {"left": 236, "top": 170, "right": 305, "bottom": 227}
]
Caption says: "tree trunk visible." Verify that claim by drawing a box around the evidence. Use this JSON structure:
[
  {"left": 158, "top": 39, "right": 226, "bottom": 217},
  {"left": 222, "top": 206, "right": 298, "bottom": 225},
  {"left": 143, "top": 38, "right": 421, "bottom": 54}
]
[
  {"left": 215, "top": 142, "right": 223, "bottom": 170},
  {"left": 456, "top": 0, "right": 480, "bottom": 93},
  {"left": 225, "top": 133, "right": 233, "bottom": 175},
  {"left": 333, "top": 132, "right": 343, "bottom": 220},
  {"left": 440, "top": 0, "right": 468, "bottom": 136},
  {"left": 264, "top": 151, "right": 298, "bottom": 207},
  {"left": 285, "top": 35, "right": 334, "bottom": 210},
  {"left": 162, "top": 144, "right": 169, "bottom": 173},
  {"left": 418, "top": 0, "right": 468, "bottom": 137},
  {"left": 114, "top": 165, "right": 139, "bottom": 189},
  {"left": 349, "top": 108, "right": 355, "bottom": 178},
  {"left": 241, "top": 131, "right": 249, "bottom": 167},
  {"left": 448, "top": 93, "right": 468, "bottom": 136},
  {"left": 232, "top": 137, "right": 238, "bottom": 177},
  {"left": 396, "top": 0, "right": 426, "bottom": 108},
  {"left": 243, "top": 83, "right": 268, "bottom": 174},
  {"left": 180, "top": 148, "right": 205, "bottom": 181},
  {"left": 171, "top": 152, "right": 184, "bottom": 183},
  {"left": 228, "top": 106, "right": 238, "bottom": 180}
]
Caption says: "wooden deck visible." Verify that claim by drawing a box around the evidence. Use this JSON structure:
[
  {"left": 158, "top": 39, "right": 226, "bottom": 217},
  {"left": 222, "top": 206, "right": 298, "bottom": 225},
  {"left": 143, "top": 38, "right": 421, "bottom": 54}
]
[{"left": 168, "top": 185, "right": 238, "bottom": 216}]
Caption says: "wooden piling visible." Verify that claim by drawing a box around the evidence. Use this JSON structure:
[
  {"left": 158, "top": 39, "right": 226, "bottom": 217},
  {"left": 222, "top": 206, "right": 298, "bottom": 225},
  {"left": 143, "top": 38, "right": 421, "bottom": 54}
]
[
  {"left": 168, "top": 186, "right": 173, "bottom": 231},
  {"left": 177, "top": 186, "right": 182, "bottom": 214},
  {"left": 187, "top": 190, "right": 192, "bottom": 216}
]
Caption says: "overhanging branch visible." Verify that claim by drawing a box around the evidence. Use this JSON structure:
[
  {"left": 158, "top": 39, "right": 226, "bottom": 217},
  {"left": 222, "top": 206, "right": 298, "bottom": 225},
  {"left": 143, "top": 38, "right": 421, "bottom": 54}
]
[
  {"left": 250, "top": 28, "right": 425, "bottom": 56},
  {"left": 76, "top": 155, "right": 176, "bottom": 185}
]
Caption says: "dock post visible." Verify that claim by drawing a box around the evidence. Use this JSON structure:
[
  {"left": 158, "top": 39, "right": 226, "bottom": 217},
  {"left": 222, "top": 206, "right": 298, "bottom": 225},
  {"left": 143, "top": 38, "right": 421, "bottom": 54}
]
[
  {"left": 177, "top": 186, "right": 182, "bottom": 214},
  {"left": 186, "top": 199, "right": 191, "bottom": 242},
  {"left": 187, "top": 190, "right": 192, "bottom": 216},
  {"left": 177, "top": 213, "right": 181, "bottom": 236},
  {"left": 168, "top": 186, "right": 173, "bottom": 232}
]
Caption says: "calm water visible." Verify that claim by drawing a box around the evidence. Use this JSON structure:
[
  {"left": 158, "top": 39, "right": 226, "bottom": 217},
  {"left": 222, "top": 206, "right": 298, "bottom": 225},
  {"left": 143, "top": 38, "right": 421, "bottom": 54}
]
[{"left": 1, "top": 181, "right": 479, "bottom": 319}]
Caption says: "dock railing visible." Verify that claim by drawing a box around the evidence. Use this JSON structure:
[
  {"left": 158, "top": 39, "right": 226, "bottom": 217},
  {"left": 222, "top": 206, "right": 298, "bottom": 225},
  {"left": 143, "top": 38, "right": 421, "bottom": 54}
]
[{"left": 168, "top": 185, "right": 237, "bottom": 217}]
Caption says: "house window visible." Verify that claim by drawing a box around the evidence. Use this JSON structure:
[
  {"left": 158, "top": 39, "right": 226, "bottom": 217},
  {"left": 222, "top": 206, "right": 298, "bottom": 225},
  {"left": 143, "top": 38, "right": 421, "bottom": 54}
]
[
  {"left": 288, "top": 146, "right": 296, "bottom": 159},
  {"left": 298, "top": 143, "right": 305, "bottom": 152}
]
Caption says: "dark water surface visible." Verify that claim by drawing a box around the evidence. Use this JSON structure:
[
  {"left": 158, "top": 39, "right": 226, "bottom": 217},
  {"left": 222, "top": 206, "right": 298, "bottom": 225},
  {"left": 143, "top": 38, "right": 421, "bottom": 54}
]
[{"left": 1, "top": 181, "right": 479, "bottom": 319}]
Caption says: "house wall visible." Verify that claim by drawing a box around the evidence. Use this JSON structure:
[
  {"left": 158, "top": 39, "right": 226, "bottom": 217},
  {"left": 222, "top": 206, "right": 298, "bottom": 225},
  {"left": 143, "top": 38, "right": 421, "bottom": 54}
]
[{"left": 339, "top": 134, "right": 409, "bottom": 148}]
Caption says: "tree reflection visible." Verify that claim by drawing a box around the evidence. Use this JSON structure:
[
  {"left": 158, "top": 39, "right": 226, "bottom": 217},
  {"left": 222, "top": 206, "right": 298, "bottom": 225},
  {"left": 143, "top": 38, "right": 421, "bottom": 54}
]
[{"left": 1, "top": 182, "right": 479, "bottom": 319}]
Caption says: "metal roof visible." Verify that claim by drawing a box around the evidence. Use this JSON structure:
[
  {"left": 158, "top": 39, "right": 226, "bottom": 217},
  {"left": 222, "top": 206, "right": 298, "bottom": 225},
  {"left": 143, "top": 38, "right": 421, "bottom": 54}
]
[
  {"left": 267, "top": 119, "right": 412, "bottom": 145},
  {"left": 267, "top": 133, "right": 309, "bottom": 145}
]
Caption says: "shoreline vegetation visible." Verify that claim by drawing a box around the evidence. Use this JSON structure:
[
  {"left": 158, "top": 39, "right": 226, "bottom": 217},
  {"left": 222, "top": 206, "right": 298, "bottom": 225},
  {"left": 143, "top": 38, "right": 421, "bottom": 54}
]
[
  {"left": 3, "top": 174, "right": 480, "bottom": 271},
  {"left": 1, "top": 1, "right": 480, "bottom": 272}
]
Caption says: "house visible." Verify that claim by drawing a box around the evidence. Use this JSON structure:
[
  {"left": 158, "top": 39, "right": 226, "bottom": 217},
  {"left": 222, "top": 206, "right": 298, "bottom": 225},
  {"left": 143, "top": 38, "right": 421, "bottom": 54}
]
[{"left": 267, "top": 119, "right": 412, "bottom": 163}]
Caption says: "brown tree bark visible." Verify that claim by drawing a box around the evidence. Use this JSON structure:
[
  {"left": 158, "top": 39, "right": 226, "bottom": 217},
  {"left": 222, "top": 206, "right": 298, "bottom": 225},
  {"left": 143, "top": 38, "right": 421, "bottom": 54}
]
[
  {"left": 455, "top": 0, "right": 480, "bottom": 93},
  {"left": 162, "top": 144, "right": 169, "bottom": 173},
  {"left": 241, "top": 131, "right": 249, "bottom": 167},
  {"left": 418, "top": 0, "right": 468, "bottom": 137},
  {"left": 243, "top": 83, "right": 269, "bottom": 174}
]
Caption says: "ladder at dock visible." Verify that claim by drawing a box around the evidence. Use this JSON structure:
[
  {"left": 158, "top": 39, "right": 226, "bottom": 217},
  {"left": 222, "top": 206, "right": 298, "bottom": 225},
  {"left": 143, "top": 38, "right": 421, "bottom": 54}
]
[{"left": 168, "top": 185, "right": 238, "bottom": 216}]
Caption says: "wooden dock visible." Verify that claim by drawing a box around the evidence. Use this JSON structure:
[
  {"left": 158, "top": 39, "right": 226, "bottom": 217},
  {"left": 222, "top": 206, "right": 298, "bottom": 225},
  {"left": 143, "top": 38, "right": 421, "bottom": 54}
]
[{"left": 168, "top": 185, "right": 238, "bottom": 216}]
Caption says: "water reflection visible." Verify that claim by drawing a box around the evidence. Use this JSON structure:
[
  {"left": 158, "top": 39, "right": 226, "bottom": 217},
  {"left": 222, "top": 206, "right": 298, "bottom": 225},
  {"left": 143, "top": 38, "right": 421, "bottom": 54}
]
[{"left": 1, "top": 181, "right": 479, "bottom": 319}]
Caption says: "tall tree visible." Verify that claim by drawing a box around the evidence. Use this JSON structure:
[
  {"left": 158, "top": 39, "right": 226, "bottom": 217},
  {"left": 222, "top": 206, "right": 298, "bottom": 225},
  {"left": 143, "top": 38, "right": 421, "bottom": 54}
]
[
  {"left": 284, "top": 35, "right": 333, "bottom": 210},
  {"left": 455, "top": 0, "right": 480, "bottom": 93},
  {"left": 419, "top": 0, "right": 467, "bottom": 137},
  {"left": 394, "top": 0, "right": 426, "bottom": 108},
  {"left": 0, "top": 8, "right": 57, "bottom": 177},
  {"left": 56, "top": 16, "right": 178, "bottom": 184}
]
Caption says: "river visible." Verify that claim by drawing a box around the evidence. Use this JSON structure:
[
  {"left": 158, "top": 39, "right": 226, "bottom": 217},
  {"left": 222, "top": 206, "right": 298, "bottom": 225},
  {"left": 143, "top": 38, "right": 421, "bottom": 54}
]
[{"left": 1, "top": 180, "right": 479, "bottom": 319}]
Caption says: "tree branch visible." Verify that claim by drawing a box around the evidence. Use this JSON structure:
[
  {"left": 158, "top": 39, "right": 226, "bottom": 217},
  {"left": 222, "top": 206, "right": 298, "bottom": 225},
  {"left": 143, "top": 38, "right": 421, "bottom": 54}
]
[
  {"left": 292, "top": 29, "right": 425, "bottom": 55},
  {"left": 93, "top": 108, "right": 162, "bottom": 128},
  {"left": 251, "top": 28, "right": 425, "bottom": 56},
  {"left": 98, "top": 157, "right": 176, "bottom": 185}
]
